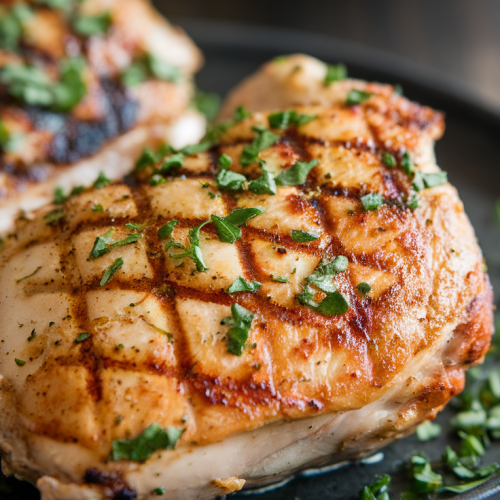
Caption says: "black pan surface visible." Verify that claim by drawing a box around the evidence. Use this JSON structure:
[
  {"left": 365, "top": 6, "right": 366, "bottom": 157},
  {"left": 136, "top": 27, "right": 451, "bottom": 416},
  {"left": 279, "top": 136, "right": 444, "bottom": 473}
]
[{"left": 2, "top": 19, "right": 499, "bottom": 500}]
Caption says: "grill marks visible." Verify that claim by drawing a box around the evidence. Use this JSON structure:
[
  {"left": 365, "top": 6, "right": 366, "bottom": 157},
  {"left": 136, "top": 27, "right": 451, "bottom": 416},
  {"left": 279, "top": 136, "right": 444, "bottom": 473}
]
[{"left": 5, "top": 102, "right": 442, "bottom": 447}]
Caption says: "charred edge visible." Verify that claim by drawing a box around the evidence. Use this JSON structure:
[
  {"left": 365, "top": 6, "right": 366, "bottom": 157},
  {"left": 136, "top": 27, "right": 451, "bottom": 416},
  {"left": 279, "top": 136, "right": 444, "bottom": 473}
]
[{"left": 84, "top": 468, "right": 137, "bottom": 500}]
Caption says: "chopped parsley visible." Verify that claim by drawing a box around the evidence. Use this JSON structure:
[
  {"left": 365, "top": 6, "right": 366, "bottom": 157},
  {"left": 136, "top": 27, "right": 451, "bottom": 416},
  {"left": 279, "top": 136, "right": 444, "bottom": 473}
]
[
  {"left": 357, "top": 282, "right": 372, "bottom": 297},
  {"left": 359, "top": 474, "right": 390, "bottom": 499},
  {"left": 240, "top": 126, "right": 280, "bottom": 167},
  {"left": 16, "top": 266, "right": 41, "bottom": 283},
  {"left": 361, "top": 192, "right": 384, "bottom": 211},
  {"left": 125, "top": 222, "right": 146, "bottom": 231},
  {"left": 0, "top": 3, "right": 33, "bottom": 50},
  {"left": 410, "top": 455, "right": 442, "bottom": 494},
  {"left": 324, "top": 63, "right": 347, "bottom": 85},
  {"left": 416, "top": 421, "right": 442, "bottom": 441},
  {"left": 134, "top": 147, "right": 158, "bottom": 172},
  {"left": 75, "top": 332, "right": 90, "bottom": 344},
  {"left": 233, "top": 105, "right": 252, "bottom": 122},
  {"left": 153, "top": 486, "right": 165, "bottom": 495},
  {"left": 93, "top": 171, "right": 111, "bottom": 189},
  {"left": 158, "top": 220, "right": 178, "bottom": 239},
  {"left": 275, "top": 159, "right": 319, "bottom": 186},
  {"left": 160, "top": 153, "right": 184, "bottom": 173},
  {"left": 382, "top": 152, "right": 397, "bottom": 168},
  {"left": 268, "top": 110, "right": 316, "bottom": 129},
  {"left": 14, "top": 358, "right": 26, "bottom": 367},
  {"left": 272, "top": 275, "right": 288, "bottom": 283},
  {"left": 406, "top": 192, "right": 420, "bottom": 211},
  {"left": 211, "top": 208, "right": 264, "bottom": 244},
  {"left": 412, "top": 171, "right": 448, "bottom": 191},
  {"left": 346, "top": 89, "right": 373, "bottom": 106},
  {"left": 0, "top": 58, "right": 87, "bottom": 112},
  {"left": 222, "top": 303, "right": 254, "bottom": 356},
  {"left": 100, "top": 258, "right": 124, "bottom": 286},
  {"left": 90, "top": 229, "right": 141, "bottom": 260},
  {"left": 297, "top": 256, "right": 350, "bottom": 316},
  {"left": 166, "top": 221, "right": 209, "bottom": 272},
  {"left": 291, "top": 230, "right": 320, "bottom": 242},
  {"left": 121, "top": 54, "right": 181, "bottom": 87},
  {"left": 111, "top": 423, "right": 184, "bottom": 462},
  {"left": 248, "top": 168, "right": 277, "bottom": 195},
  {"left": 73, "top": 12, "right": 112, "bottom": 37},
  {"left": 27, "top": 329, "right": 36, "bottom": 342},
  {"left": 227, "top": 277, "right": 262, "bottom": 294},
  {"left": 192, "top": 90, "right": 221, "bottom": 122},
  {"left": 92, "top": 204, "right": 104, "bottom": 213},
  {"left": 401, "top": 152, "right": 414, "bottom": 175},
  {"left": 217, "top": 169, "right": 246, "bottom": 191}
]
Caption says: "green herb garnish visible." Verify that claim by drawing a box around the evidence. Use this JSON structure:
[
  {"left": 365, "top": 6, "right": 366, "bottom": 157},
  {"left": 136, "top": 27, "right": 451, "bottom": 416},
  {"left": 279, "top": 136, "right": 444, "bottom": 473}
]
[
  {"left": 211, "top": 208, "right": 264, "bottom": 244},
  {"left": 192, "top": 90, "right": 221, "bottom": 122},
  {"left": 166, "top": 221, "right": 209, "bottom": 272},
  {"left": 223, "top": 207, "right": 265, "bottom": 226},
  {"left": 217, "top": 169, "right": 246, "bottom": 191},
  {"left": 73, "top": 12, "right": 111, "bottom": 36},
  {"left": 412, "top": 171, "right": 448, "bottom": 191},
  {"left": 233, "top": 106, "right": 252, "bottom": 122},
  {"left": 248, "top": 168, "right": 277, "bottom": 195},
  {"left": 411, "top": 455, "right": 443, "bottom": 494},
  {"left": 222, "top": 303, "right": 254, "bottom": 356},
  {"left": 268, "top": 110, "right": 316, "bottom": 129},
  {"left": 93, "top": 171, "right": 111, "bottom": 189},
  {"left": 100, "top": 257, "right": 124, "bottom": 286},
  {"left": 227, "top": 277, "right": 262, "bottom": 294},
  {"left": 382, "top": 152, "right": 397, "bottom": 168},
  {"left": 324, "top": 63, "right": 347, "bottom": 85},
  {"left": 357, "top": 282, "right": 372, "bottom": 297},
  {"left": 346, "top": 89, "right": 373, "bottom": 106},
  {"left": 111, "top": 423, "right": 184, "bottom": 462},
  {"left": 153, "top": 486, "right": 165, "bottom": 496},
  {"left": 416, "top": 421, "right": 442, "bottom": 441},
  {"left": 359, "top": 474, "right": 390, "bottom": 500},
  {"left": 27, "top": 329, "right": 36, "bottom": 342},
  {"left": 160, "top": 153, "right": 184, "bottom": 173},
  {"left": 401, "top": 152, "right": 414, "bottom": 175},
  {"left": 275, "top": 159, "right": 319, "bottom": 186},
  {"left": 361, "top": 192, "right": 384, "bottom": 211},
  {"left": 16, "top": 266, "right": 42, "bottom": 283},
  {"left": 75, "top": 332, "right": 90, "bottom": 344},
  {"left": 158, "top": 220, "right": 178, "bottom": 239},
  {"left": 14, "top": 358, "right": 26, "bottom": 367},
  {"left": 291, "top": 230, "right": 320, "bottom": 242},
  {"left": 240, "top": 126, "right": 280, "bottom": 167},
  {"left": 272, "top": 275, "right": 288, "bottom": 283}
]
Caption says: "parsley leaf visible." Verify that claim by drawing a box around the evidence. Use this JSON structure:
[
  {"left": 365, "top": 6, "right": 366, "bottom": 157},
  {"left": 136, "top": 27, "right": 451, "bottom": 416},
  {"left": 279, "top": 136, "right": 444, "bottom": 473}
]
[
  {"left": 227, "top": 277, "right": 261, "bottom": 294},
  {"left": 16, "top": 266, "right": 41, "bottom": 284},
  {"left": 412, "top": 171, "right": 448, "bottom": 191},
  {"left": 93, "top": 171, "right": 110, "bottom": 189},
  {"left": 416, "top": 421, "right": 442, "bottom": 441},
  {"left": 275, "top": 159, "right": 319, "bottom": 186},
  {"left": 248, "top": 168, "right": 277, "bottom": 195},
  {"left": 357, "top": 282, "right": 372, "bottom": 296},
  {"left": 217, "top": 168, "right": 246, "bottom": 191},
  {"left": 401, "top": 152, "right": 414, "bottom": 175},
  {"left": 158, "top": 220, "right": 178, "bottom": 239},
  {"left": 272, "top": 275, "right": 288, "bottom": 283},
  {"left": 359, "top": 474, "right": 390, "bottom": 500},
  {"left": 210, "top": 214, "right": 241, "bottom": 244},
  {"left": 75, "top": 332, "right": 90, "bottom": 344},
  {"left": 89, "top": 228, "right": 114, "bottom": 259},
  {"left": 51, "top": 57, "right": 87, "bottom": 112},
  {"left": 382, "top": 152, "right": 397, "bottom": 168},
  {"left": 291, "top": 230, "right": 320, "bottom": 242},
  {"left": 240, "top": 126, "right": 280, "bottom": 166},
  {"left": 223, "top": 207, "right": 265, "bottom": 226},
  {"left": 324, "top": 63, "right": 347, "bottom": 85},
  {"left": 233, "top": 106, "right": 252, "bottom": 122},
  {"left": 160, "top": 153, "right": 184, "bottom": 173},
  {"left": 44, "top": 207, "right": 65, "bottom": 225},
  {"left": 112, "top": 233, "right": 142, "bottom": 247},
  {"left": 100, "top": 257, "right": 124, "bottom": 286},
  {"left": 268, "top": 110, "right": 316, "bottom": 129},
  {"left": 148, "top": 54, "right": 181, "bottom": 83},
  {"left": 166, "top": 221, "right": 210, "bottom": 272},
  {"left": 73, "top": 12, "right": 112, "bottom": 37},
  {"left": 111, "top": 423, "right": 184, "bottom": 462},
  {"left": 134, "top": 147, "right": 158, "bottom": 172},
  {"left": 361, "top": 192, "right": 384, "bottom": 211},
  {"left": 411, "top": 455, "right": 443, "bottom": 494},
  {"left": 297, "top": 257, "right": 350, "bottom": 316},
  {"left": 222, "top": 303, "right": 254, "bottom": 356},
  {"left": 346, "top": 89, "right": 373, "bottom": 106},
  {"left": 15, "top": 358, "right": 26, "bottom": 367},
  {"left": 192, "top": 90, "right": 221, "bottom": 122},
  {"left": 121, "top": 54, "right": 181, "bottom": 87}
]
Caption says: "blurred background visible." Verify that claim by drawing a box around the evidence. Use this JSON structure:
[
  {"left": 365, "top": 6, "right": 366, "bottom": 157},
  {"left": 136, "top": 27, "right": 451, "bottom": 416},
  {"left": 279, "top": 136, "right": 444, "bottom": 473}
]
[{"left": 153, "top": 0, "right": 500, "bottom": 111}]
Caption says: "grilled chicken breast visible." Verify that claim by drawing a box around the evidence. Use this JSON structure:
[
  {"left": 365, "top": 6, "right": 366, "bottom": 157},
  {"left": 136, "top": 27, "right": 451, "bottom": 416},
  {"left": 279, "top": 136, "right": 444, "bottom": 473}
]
[
  {"left": 0, "top": 0, "right": 204, "bottom": 233},
  {"left": 0, "top": 67, "right": 493, "bottom": 500}
]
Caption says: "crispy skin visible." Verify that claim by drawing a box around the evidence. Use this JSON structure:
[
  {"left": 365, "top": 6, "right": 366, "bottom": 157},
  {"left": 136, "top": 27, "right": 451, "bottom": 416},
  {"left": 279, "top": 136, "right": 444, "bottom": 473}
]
[
  {"left": 0, "top": 81, "right": 493, "bottom": 499},
  {"left": 0, "top": 0, "right": 203, "bottom": 233}
]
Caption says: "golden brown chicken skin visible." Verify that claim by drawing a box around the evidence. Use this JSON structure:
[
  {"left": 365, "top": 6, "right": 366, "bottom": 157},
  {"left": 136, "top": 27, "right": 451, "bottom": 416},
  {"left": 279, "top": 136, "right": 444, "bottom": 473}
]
[
  {"left": 0, "top": 78, "right": 493, "bottom": 499},
  {"left": 0, "top": 0, "right": 203, "bottom": 233}
]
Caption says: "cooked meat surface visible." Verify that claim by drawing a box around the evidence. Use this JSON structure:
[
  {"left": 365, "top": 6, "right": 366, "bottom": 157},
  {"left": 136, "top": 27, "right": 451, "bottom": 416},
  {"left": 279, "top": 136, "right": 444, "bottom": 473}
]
[
  {"left": 0, "top": 0, "right": 204, "bottom": 233},
  {"left": 0, "top": 66, "right": 493, "bottom": 500}
]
